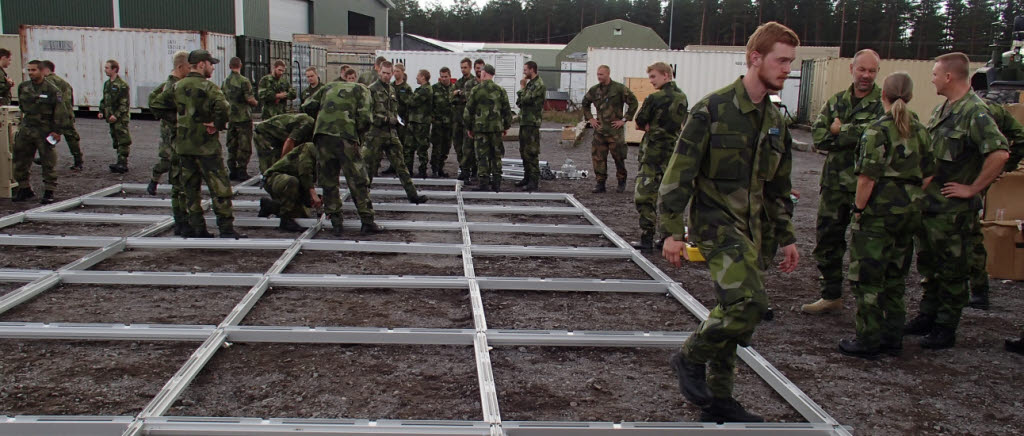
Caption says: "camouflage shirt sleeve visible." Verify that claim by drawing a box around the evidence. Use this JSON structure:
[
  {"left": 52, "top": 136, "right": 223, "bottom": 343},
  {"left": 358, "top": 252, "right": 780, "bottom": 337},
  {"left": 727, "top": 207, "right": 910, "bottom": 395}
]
[
  {"left": 634, "top": 92, "right": 657, "bottom": 130},
  {"left": 356, "top": 85, "right": 372, "bottom": 135},
  {"left": 917, "top": 123, "right": 937, "bottom": 179},
  {"left": 51, "top": 85, "right": 72, "bottom": 132},
  {"left": 285, "top": 81, "right": 297, "bottom": 100},
  {"left": 969, "top": 108, "right": 1009, "bottom": 156},
  {"left": 623, "top": 85, "right": 639, "bottom": 121},
  {"left": 257, "top": 76, "right": 275, "bottom": 104},
  {"left": 501, "top": 90, "right": 512, "bottom": 131},
  {"left": 657, "top": 102, "right": 711, "bottom": 240},
  {"left": 208, "top": 84, "right": 230, "bottom": 131},
  {"left": 990, "top": 103, "right": 1024, "bottom": 171},
  {"left": 114, "top": 79, "right": 130, "bottom": 120},
  {"left": 811, "top": 95, "right": 840, "bottom": 151},
  {"left": 148, "top": 82, "right": 175, "bottom": 122},
  {"left": 855, "top": 122, "right": 887, "bottom": 181},
  {"left": 581, "top": 86, "right": 596, "bottom": 121},
  {"left": 289, "top": 114, "right": 315, "bottom": 142},
  {"left": 516, "top": 78, "right": 545, "bottom": 108},
  {"left": 300, "top": 84, "right": 328, "bottom": 118},
  {"left": 297, "top": 144, "right": 317, "bottom": 190},
  {"left": 464, "top": 89, "right": 477, "bottom": 131},
  {"left": 766, "top": 127, "right": 796, "bottom": 247}
]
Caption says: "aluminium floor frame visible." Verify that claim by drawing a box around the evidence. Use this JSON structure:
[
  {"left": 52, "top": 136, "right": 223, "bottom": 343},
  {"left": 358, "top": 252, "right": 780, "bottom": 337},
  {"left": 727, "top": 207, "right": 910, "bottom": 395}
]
[{"left": 0, "top": 177, "right": 851, "bottom": 436}]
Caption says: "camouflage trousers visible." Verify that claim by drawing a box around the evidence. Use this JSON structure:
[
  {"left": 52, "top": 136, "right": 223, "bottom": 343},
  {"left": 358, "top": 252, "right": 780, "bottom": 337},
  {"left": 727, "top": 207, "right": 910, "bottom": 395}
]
[
  {"left": 315, "top": 134, "right": 374, "bottom": 227},
  {"left": 759, "top": 197, "right": 797, "bottom": 271},
  {"left": 812, "top": 188, "right": 855, "bottom": 300},
  {"left": 167, "top": 149, "right": 187, "bottom": 226},
  {"left": 848, "top": 212, "right": 918, "bottom": 348},
  {"left": 108, "top": 120, "right": 132, "bottom": 165},
  {"left": 475, "top": 132, "right": 505, "bottom": 183},
  {"left": 264, "top": 173, "right": 311, "bottom": 219},
  {"left": 363, "top": 133, "right": 420, "bottom": 200},
  {"left": 225, "top": 121, "right": 254, "bottom": 174},
  {"left": 430, "top": 123, "right": 453, "bottom": 173},
  {"left": 179, "top": 153, "right": 235, "bottom": 233},
  {"left": 150, "top": 121, "right": 175, "bottom": 183},
  {"left": 453, "top": 115, "right": 469, "bottom": 172},
  {"left": 253, "top": 133, "right": 283, "bottom": 174},
  {"left": 591, "top": 131, "right": 627, "bottom": 185},
  {"left": 916, "top": 211, "right": 976, "bottom": 329},
  {"left": 634, "top": 142, "right": 672, "bottom": 239},
  {"left": 967, "top": 215, "right": 989, "bottom": 295},
  {"left": 13, "top": 129, "right": 58, "bottom": 191},
  {"left": 62, "top": 121, "right": 83, "bottom": 162},
  {"left": 518, "top": 125, "right": 540, "bottom": 183},
  {"left": 404, "top": 123, "right": 431, "bottom": 175},
  {"left": 682, "top": 235, "right": 770, "bottom": 399}
]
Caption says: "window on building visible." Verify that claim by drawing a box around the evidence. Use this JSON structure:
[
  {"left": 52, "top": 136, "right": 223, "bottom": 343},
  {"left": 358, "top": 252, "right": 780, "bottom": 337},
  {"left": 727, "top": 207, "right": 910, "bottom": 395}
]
[{"left": 348, "top": 12, "right": 375, "bottom": 36}]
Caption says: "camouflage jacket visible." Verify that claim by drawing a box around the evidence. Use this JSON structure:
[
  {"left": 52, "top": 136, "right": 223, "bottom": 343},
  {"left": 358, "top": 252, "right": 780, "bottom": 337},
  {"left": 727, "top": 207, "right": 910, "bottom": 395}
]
[
  {"left": 925, "top": 91, "right": 1008, "bottom": 214},
  {"left": 394, "top": 81, "right": 413, "bottom": 120},
  {"left": 16, "top": 79, "right": 71, "bottom": 133},
  {"left": 255, "top": 113, "right": 315, "bottom": 144},
  {"left": 453, "top": 73, "right": 477, "bottom": 121},
  {"left": 409, "top": 83, "right": 433, "bottom": 125},
  {"left": 812, "top": 84, "right": 884, "bottom": 192},
  {"left": 986, "top": 102, "right": 1024, "bottom": 172},
  {"left": 148, "top": 75, "right": 180, "bottom": 125},
  {"left": 258, "top": 74, "right": 295, "bottom": 118},
  {"left": 303, "top": 81, "right": 371, "bottom": 143},
  {"left": 357, "top": 70, "right": 379, "bottom": 86},
  {"left": 635, "top": 80, "right": 688, "bottom": 147},
  {"left": 150, "top": 72, "right": 229, "bottom": 156},
  {"left": 0, "top": 67, "right": 11, "bottom": 105},
  {"left": 266, "top": 142, "right": 317, "bottom": 191},
  {"left": 300, "top": 82, "right": 323, "bottom": 105},
  {"left": 657, "top": 76, "right": 795, "bottom": 250},
  {"left": 100, "top": 75, "right": 130, "bottom": 122},
  {"left": 855, "top": 113, "right": 935, "bottom": 216},
  {"left": 45, "top": 74, "right": 75, "bottom": 110},
  {"left": 516, "top": 76, "right": 546, "bottom": 127},
  {"left": 368, "top": 80, "right": 400, "bottom": 137},
  {"left": 222, "top": 72, "right": 255, "bottom": 123},
  {"left": 582, "top": 80, "right": 638, "bottom": 136},
  {"left": 464, "top": 79, "right": 511, "bottom": 134},
  {"left": 432, "top": 81, "right": 454, "bottom": 125}
]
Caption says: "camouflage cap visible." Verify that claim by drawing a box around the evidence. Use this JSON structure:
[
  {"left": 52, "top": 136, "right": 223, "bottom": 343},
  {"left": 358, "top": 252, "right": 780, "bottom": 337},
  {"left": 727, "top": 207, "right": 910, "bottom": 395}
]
[
  {"left": 188, "top": 49, "right": 220, "bottom": 65},
  {"left": 482, "top": 64, "right": 496, "bottom": 75}
]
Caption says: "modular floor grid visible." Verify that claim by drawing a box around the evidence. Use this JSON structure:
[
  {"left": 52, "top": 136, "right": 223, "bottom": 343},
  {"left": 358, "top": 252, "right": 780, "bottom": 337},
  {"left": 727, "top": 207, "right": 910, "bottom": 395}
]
[{"left": 0, "top": 177, "right": 851, "bottom": 436}]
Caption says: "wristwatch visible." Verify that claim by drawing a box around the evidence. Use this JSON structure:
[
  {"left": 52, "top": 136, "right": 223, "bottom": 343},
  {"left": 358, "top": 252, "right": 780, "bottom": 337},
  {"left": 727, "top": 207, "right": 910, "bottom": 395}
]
[{"left": 852, "top": 205, "right": 865, "bottom": 214}]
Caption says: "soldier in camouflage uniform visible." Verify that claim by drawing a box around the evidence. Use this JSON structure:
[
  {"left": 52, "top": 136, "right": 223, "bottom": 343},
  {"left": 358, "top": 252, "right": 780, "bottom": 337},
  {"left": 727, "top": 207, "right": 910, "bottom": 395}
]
[
  {"left": 12, "top": 60, "right": 71, "bottom": 204},
  {"left": 662, "top": 23, "right": 800, "bottom": 423},
  {"left": 515, "top": 61, "right": 546, "bottom": 191},
  {"left": 147, "top": 51, "right": 191, "bottom": 235},
  {"left": 906, "top": 53, "right": 1010, "bottom": 349},
  {"left": 258, "top": 142, "right": 321, "bottom": 232},
  {"left": 363, "top": 61, "right": 427, "bottom": 204},
  {"left": 802, "top": 50, "right": 884, "bottom": 315},
  {"left": 39, "top": 61, "right": 83, "bottom": 170},
  {"left": 258, "top": 60, "right": 296, "bottom": 119},
  {"left": 300, "top": 78, "right": 381, "bottom": 234},
  {"left": 453, "top": 59, "right": 483, "bottom": 180},
  {"left": 406, "top": 69, "right": 433, "bottom": 177},
  {"left": 151, "top": 50, "right": 245, "bottom": 239},
  {"left": 0, "top": 49, "right": 12, "bottom": 106},
  {"left": 430, "top": 67, "right": 455, "bottom": 178},
  {"left": 464, "top": 64, "right": 512, "bottom": 192},
  {"left": 838, "top": 72, "right": 934, "bottom": 359},
  {"left": 358, "top": 56, "right": 386, "bottom": 86},
  {"left": 631, "top": 62, "right": 687, "bottom": 250},
  {"left": 99, "top": 60, "right": 132, "bottom": 173},
  {"left": 222, "top": 57, "right": 259, "bottom": 181},
  {"left": 392, "top": 64, "right": 414, "bottom": 173},
  {"left": 582, "top": 65, "right": 638, "bottom": 193},
  {"left": 300, "top": 66, "right": 323, "bottom": 104},
  {"left": 253, "top": 113, "right": 314, "bottom": 173}
]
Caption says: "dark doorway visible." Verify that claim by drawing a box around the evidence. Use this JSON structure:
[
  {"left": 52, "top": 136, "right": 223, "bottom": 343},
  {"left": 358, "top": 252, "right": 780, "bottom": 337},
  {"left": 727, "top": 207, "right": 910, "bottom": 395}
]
[{"left": 348, "top": 11, "right": 375, "bottom": 36}]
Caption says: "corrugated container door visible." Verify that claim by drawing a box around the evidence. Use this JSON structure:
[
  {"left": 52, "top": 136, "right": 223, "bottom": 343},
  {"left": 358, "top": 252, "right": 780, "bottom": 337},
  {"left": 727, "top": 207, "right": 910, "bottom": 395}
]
[
  {"left": 292, "top": 43, "right": 311, "bottom": 104},
  {"left": 492, "top": 53, "right": 522, "bottom": 114},
  {"left": 202, "top": 32, "right": 238, "bottom": 87},
  {"left": 797, "top": 59, "right": 816, "bottom": 124}
]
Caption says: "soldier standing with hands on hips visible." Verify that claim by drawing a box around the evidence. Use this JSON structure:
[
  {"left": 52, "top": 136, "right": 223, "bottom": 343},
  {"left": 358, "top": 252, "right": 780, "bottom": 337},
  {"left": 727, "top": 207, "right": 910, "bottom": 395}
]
[{"left": 582, "top": 65, "right": 638, "bottom": 193}]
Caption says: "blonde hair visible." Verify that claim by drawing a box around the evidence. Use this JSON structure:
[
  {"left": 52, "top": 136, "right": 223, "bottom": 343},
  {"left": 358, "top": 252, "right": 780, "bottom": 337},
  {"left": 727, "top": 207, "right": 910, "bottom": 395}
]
[
  {"left": 647, "top": 62, "right": 673, "bottom": 76},
  {"left": 172, "top": 51, "right": 189, "bottom": 68},
  {"left": 745, "top": 22, "right": 800, "bottom": 67},
  {"left": 418, "top": 69, "right": 430, "bottom": 81},
  {"left": 936, "top": 52, "right": 970, "bottom": 80},
  {"left": 883, "top": 72, "right": 914, "bottom": 139}
]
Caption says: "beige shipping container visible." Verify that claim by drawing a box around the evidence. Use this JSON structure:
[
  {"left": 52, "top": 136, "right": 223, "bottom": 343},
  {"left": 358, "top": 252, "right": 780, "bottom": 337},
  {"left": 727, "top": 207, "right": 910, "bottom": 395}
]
[
  {"left": 685, "top": 45, "right": 839, "bottom": 69},
  {"left": 805, "top": 58, "right": 986, "bottom": 124},
  {"left": 0, "top": 35, "right": 23, "bottom": 101}
]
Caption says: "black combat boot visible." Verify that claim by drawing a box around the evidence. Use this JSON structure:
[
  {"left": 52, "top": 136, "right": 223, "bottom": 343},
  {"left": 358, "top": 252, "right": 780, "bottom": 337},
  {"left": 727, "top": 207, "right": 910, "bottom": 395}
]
[
  {"left": 278, "top": 217, "right": 303, "bottom": 232},
  {"left": 903, "top": 313, "right": 935, "bottom": 335},
  {"left": 382, "top": 166, "right": 396, "bottom": 175},
  {"left": 457, "top": 171, "right": 469, "bottom": 181},
  {"left": 13, "top": 188, "right": 35, "bottom": 202},
  {"left": 409, "top": 194, "right": 428, "bottom": 204},
  {"left": 417, "top": 167, "right": 428, "bottom": 179},
  {"left": 219, "top": 228, "right": 248, "bottom": 239},
  {"left": 173, "top": 222, "right": 189, "bottom": 236},
  {"left": 69, "top": 157, "right": 83, "bottom": 171},
  {"left": 39, "top": 190, "right": 55, "bottom": 205},
  {"left": 522, "top": 180, "right": 538, "bottom": 192},
  {"left": 492, "top": 176, "right": 502, "bottom": 193},
  {"left": 837, "top": 338, "right": 881, "bottom": 360},
  {"left": 182, "top": 227, "right": 215, "bottom": 238},
  {"left": 631, "top": 233, "right": 654, "bottom": 251},
  {"left": 668, "top": 352, "right": 713, "bottom": 406},
  {"left": 616, "top": 179, "right": 627, "bottom": 193},
  {"left": 331, "top": 220, "right": 345, "bottom": 235},
  {"left": 108, "top": 162, "right": 128, "bottom": 173},
  {"left": 360, "top": 221, "right": 383, "bottom": 234},
  {"left": 474, "top": 180, "right": 491, "bottom": 191},
  {"left": 258, "top": 198, "right": 280, "bottom": 218},
  {"left": 1006, "top": 336, "right": 1024, "bottom": 355},
  {"left": 879, "top": 337, "right": 903, "bottom": 357},
  {"left": 235, "top": 168, "right": 250, "bottom": 181},
  {"left": 514, "top": 178, "right": 529, "bottom": 187},
  {"left": 968, "top": 289, "right": 989, "bottom": 310},
  {"left": 920, "top": 326, "right": 956, "bottom": 349},
  {"left": 439, "top": 169, "right": 450, "bottom": 178},
  {"left": 591, "top": 183, "right": 606, "bottom": 193},
  {"left": 700, "top": 397, "right": 764, "bottom": 423},
  {"left": 146, "top": 181, "right": 159, "bottom": 196}
]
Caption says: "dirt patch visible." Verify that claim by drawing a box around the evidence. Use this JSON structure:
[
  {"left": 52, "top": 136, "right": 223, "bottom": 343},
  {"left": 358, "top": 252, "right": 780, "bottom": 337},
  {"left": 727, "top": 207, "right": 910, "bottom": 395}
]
[
  {"left": 242, "top": 287, "right": 473, "bottom": 329},
  {"left": 482, "top": 290, "right": 696, "bottom": 332},
  {"left": 91, "top": 248, "right": 284, "bottom": 273},
  {"left": 466, "top": 213, "right": 591, "bottom": 225},
  {"left": 0, "top": 284, "right": 246, "bottom": 325},
  {"left": 314, "top": 229, "right": 463, "bottom": 244},
  {"left": 0, "top": 246, "right": 94, "bottom": 270},
  {"left": 285, "top": 251, "right": 464, "bottom": 276},
  {"left": 462, "top": 199, "right": 571, "bottom": 208},
  {"left": 168, "top": 344, "right": 481, "bottom": 420},
  {"left": 70, "top": 205, "right": 169, "bottom": 216},
  {"left": 491, "top": 346, "right": 802, "bottom": 422},
  {"left": 470, "top": 232, "right": 613, "bottom": 247},
  {"left": 0, "top": 221, "right": 146, "bottom": 237},
  {"left": 373, "top": 211, "right": 459, "bottom": 222},
  {"left": 0, "top": 340, "right": 196, "bottom": 416},
  {"left": 473, "top": 256, "right": 648, "bottom": 280}
]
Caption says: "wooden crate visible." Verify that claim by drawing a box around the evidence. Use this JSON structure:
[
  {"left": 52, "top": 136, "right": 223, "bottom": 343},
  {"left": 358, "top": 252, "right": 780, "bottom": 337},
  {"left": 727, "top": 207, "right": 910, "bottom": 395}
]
[{"left": 625, "top": 77, "right": 656, "bottom": 144}]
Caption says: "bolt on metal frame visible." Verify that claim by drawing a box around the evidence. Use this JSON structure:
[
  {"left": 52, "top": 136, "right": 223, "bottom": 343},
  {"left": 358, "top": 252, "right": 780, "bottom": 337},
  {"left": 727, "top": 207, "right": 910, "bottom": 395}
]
[{"left": 0, "top": 179, "right": 851, "bottom": 436}]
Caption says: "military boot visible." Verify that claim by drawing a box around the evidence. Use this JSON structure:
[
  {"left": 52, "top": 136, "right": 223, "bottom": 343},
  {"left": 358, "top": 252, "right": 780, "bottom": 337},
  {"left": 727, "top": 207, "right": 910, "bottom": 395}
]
[
  {"left": 173, "top": 222, "right": 189, "bottom": 236},
  {"left": 258, "top": 198, "right": 280, "bottom": 218},
  {"left": 331, "top": 219, "right": 345, "bottom": 235},
  {"left": 438, "top": 169, "right": 450, "bottom": 178},
  {"left": 492, "top": 176, "right": 502, "bottom": 193},
  {"left": 591, "top": 183, "right": 606, "bottom": 193},
  {"left": 409, "top": 194, "right": 428, "bottom": 204},
  {"left": 801, "top": 298, "right": 843, "bottom": 314},
  {"left": 616, "top": 179, "right": 627, "bottom": 193},
  {"left": 522, "top": 180, "right": 538, "bottom": 192},
  {"left": 69, "top": 157, "right": 83, "bottom": 171},
  {"left": 631, "top": 233, "right": 654, "bottom": 251},
  {"left": 219, "top": 228, "right": 248, "bottom": 239},
  {"left": 700, "top": 397, "right": 764, "bottom": 423},
  {"left": 920, "top": 326, "right": 956, "bottom": 349},
  {"left": 968, "top": 290, "right": 989, "bottom": 310},
  {"left": 360, "top": 221, "right": 383, "bottom": 234},
  {"left": 474, "top": 180, "right": 491, "bottom": 191},
  {"left": 278, "top": 217, "right": 303, "bottom": 232},
  {"left": 1006, "top": 336, "right": 1024, "bottom": 355},
  {"left": 381, "top": 166, "right": 397, "bottom": 175},
  {"left": 146, "top": 181, "right": 159, "bottom": 196},
  {"left": 108, "top": 162, "right": 128, "bottom": 174},
  {"left": 668, "top": 352, "right": 712, "bottom": 406},
  {"left": 880, "top": 337, "right": 903, "bottom": 357},
  {"left": 182, "top": 227, "right": 215, "bottom": 238},
  {"left": 903, "top": 313, "right": 935, "bottom": 336},
  {"left": 837, "top": 338, "right": 881, "bottom": 360},
  {"left": 417, "top": 166, "right": 428, "bottom": 179},
  {"left": 514, "top": 178, "right": 529, "bottom": 187},
  {"left": 12, "top": 188, "right": 35, "bottom": 202},
  {"left": 235, "top": 168, "right": 250, "bottom": 181},
  {"left": 39, "top": 190, "right": 55, "bottom": 205}
]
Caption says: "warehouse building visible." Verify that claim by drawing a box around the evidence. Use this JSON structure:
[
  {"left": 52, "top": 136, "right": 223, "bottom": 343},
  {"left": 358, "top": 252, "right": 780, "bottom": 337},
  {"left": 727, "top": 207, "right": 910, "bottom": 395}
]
[{"left": 0, "top": 0, "right": 393, "bottom": 40}]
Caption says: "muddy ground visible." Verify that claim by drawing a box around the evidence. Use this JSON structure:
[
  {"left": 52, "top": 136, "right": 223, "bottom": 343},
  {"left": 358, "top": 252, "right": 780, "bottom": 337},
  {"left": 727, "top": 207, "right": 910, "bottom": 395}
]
[{"left": 0, "top": 117, "right": 1021, "bottom": 434}]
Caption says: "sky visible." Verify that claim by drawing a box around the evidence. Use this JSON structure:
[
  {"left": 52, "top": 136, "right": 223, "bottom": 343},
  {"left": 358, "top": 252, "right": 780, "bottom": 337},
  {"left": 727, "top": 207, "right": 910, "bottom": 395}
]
[{"left": 417, "top": 0, "right": 486, "bottom": 9}]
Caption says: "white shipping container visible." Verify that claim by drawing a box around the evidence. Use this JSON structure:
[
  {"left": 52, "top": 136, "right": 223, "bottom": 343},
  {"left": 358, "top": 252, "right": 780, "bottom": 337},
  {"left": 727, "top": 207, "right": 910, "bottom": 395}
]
[
  {"left": 586, "top": 48, "right": 749, "bottom": 105},
  {"left": 20, "top": 26, "right": 236, "bottom": 111},
  {"left": 559, "top": 61, "right": 586, "bottom": 104},
  {"left": 376, "top": 50, "right": 529, "bottom": 114}
]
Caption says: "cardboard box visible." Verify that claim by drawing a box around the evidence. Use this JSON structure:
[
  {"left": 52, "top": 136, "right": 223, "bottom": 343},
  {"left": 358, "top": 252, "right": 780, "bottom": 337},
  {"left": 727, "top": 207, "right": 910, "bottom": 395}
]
[
  {"left": 982, "top": 171, "right": 1024, "bottom": 280},
  {"left": 561, "top": 125, "right": 577, "bottom": 141}
]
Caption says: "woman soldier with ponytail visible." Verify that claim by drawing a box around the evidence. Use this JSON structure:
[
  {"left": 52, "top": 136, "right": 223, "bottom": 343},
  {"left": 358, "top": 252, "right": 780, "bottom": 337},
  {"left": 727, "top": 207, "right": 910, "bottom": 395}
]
[{"left": 838, "top": 72, "right": 936, "bottom": 360}]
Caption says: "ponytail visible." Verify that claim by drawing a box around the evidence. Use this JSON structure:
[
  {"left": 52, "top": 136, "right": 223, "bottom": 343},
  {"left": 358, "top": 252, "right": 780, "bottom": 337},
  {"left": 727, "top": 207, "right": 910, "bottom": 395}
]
[
  {"left": 882, "top": 72, "right": 914, "bottom": 139},
  {"left": 891, "top": 98, "right": 911, "bottom": 139}
]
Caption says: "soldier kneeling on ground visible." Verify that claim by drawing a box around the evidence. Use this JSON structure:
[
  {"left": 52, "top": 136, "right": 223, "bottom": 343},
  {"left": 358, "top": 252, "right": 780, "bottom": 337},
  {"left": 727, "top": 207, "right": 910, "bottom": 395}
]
[{"left": 258, "top": 142, "right": 321, "bottom": 232}]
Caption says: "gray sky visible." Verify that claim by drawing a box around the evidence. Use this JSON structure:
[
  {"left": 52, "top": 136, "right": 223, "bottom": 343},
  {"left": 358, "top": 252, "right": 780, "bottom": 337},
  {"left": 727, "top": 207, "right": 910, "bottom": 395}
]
[{"left": 417, "top": 0, "right": 486, "bottom": 9}]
